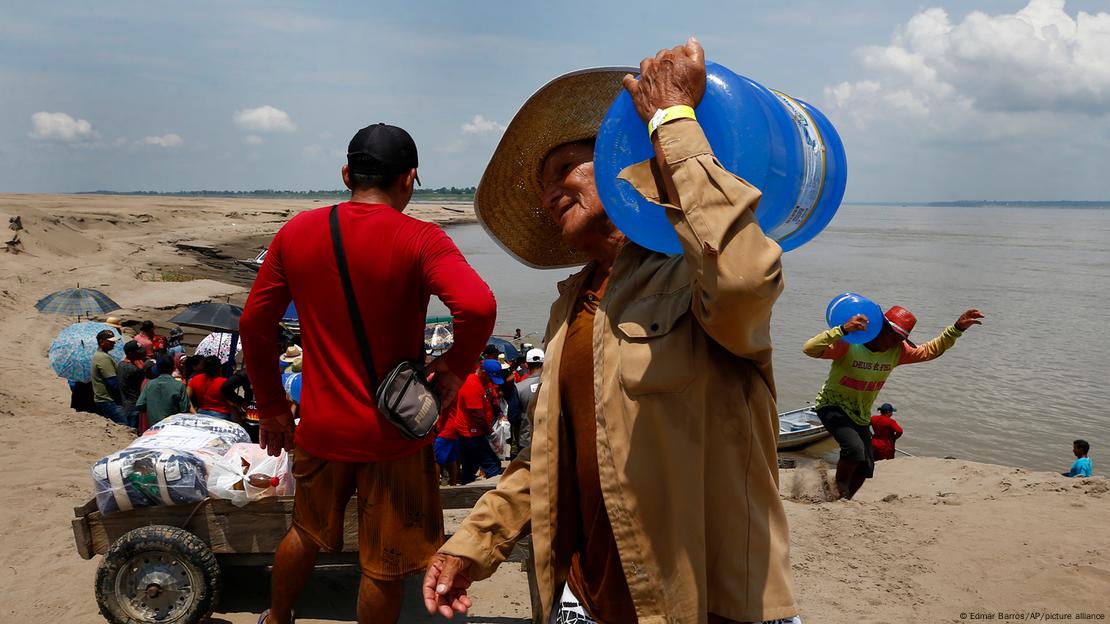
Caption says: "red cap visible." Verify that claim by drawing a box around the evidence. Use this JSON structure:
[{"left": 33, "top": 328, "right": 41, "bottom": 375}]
[{"left": 884, "top": 306, "right": 917, "bottom": 340}]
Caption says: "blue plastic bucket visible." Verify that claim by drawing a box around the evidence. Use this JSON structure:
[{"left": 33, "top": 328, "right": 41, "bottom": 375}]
[
  {"left": 825, "top": 292, "right": 882, "bottom": 344},
  {"left": 594, "top": 61, "right": 847, "bottom": 254}
]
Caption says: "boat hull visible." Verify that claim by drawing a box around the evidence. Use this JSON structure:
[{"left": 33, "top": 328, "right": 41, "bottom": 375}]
[{"left": 777, "top": 407, "right": 831, "bottom": 450}]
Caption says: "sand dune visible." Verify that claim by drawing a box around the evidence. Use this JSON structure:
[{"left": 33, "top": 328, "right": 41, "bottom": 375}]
[{"left": 0, "top": 194, "right": 1106, "bottom": 623}]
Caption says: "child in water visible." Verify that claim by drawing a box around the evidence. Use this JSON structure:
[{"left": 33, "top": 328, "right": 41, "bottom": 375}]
[{"left": 1063, "top": 439, "right": 1092, "bottom": 477}]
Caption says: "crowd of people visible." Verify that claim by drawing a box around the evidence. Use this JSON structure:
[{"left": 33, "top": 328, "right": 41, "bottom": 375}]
[
  {"left": 430, "top": 343, "right": 544, "bottom": 486},
  {"left": 76, "top": 317, "right": 256, "bottom": 435}
]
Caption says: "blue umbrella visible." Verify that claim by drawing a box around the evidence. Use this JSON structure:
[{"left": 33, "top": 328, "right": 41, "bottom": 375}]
[
  {"left": 35, "top": 287, "right": 120, "bottom": 320},
  {"left": 283, "top": 302, "right": 298, "bottom": 322},
  {"left": 49, "top": 322, "right": 124, "bottom": 382},
  {"left": 486, "top": 337, "right": 519, "bottom": 361}
]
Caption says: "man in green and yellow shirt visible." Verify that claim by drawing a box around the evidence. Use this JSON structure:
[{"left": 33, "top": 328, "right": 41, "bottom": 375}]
[{"left": 804, "top": 305, "right": 984, "bottom": 499}]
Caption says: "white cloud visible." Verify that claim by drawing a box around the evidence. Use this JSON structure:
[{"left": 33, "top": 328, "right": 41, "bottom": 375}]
[
  {"left": 140, "top": 133, "right": 183, "bottom": 148},
  {"left": 244, "top": 135, "right": 264, "bottom": 146},
  {"left": 233, "top": 105, "right": 297, "bottom": 132},
  {"left": 461, "top": 114, "right": 506, "bottom": 135},
  {"left": 29, "top": 112, "right": 98, "bottom": 142},
  {"left": 826, "top": 0, "right": 1110, "bottom": 129}
]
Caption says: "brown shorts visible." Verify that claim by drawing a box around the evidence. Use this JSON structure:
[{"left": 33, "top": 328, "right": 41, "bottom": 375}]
[{"left": 291, "top": 445, "right": 444, "bottom": 580}]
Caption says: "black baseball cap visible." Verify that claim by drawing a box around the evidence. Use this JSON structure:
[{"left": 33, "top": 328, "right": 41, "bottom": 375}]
[
  {"left": 347, "top": 123, "right": 420, "bottom": 185},
  {"left": 96, "top": 329, "right": 119, "bottom": 343},
  {"left": 123, "top": 340, "right": 142, "bottom": 355}
]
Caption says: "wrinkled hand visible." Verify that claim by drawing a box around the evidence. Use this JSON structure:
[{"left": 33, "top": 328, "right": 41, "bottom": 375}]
[
  {"left": 841, "top": 314, "right": 869, "bottom": 334},
  {"left": 422, "top": 553, "right": 473, "bottom": 618},
  {"left": 622, "top": 37, "right": 707, "bottom": 122},
  {"left": 955, "top": 309, "right": 984, "bottom": 331},
  {"left": 427, "top": 357, "right": 463, "bottom": 410},
  {"left": 259, "top": 410, "right": 295, "bottom": 457}
]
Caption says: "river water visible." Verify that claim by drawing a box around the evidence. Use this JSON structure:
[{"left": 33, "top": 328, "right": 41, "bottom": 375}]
[{"left": 430, "top": 205, "right": 1110, "bottom": 472}]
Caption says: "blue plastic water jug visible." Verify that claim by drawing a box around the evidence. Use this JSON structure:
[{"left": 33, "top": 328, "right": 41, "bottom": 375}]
[
  {"left": 825, "top": 292, "right": 882, "bottom": 344},
  {"left": 594, "top": 61, "right": 847, "bottom": 254}
]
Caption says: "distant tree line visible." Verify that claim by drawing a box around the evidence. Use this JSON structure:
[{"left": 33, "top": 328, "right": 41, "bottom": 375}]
[
  {"left": 922, "top": 200, "right": 1109, "bottom": 208},
  {"left": 79, "top": 187, "right": 477, "bottom": 200},
  {"left": 849, "top": 200, "right": 1110, "bottom": 208}
]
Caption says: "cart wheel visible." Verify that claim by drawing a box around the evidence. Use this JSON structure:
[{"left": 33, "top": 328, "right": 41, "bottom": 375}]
[{"left": 95, "top": 525, "right": 221, "bottom": 624}]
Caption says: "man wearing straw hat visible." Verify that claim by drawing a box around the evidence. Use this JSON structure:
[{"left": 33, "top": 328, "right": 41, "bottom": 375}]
[{"left": 424, "top": 39, "right": 798, "bottom": 623}]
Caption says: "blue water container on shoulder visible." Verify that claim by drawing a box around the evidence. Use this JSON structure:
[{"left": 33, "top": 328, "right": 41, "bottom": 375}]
[
  {"left": 594, "top": 61, "right": 847, "bottom": 253},
  {"left": 825, "top": 292, "right": 882, "bottom": 344}
]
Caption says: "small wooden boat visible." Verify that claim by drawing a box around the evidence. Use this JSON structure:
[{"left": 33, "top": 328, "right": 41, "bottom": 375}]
[{"left": 778, "top": 407, "right": 829, "bottom": 450}]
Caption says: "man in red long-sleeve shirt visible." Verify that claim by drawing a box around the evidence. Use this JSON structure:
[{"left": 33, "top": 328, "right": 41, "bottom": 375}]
[
  {"left": 239, "top": 123, "right": 496, "bottom": 624},
  {"left": 870, "top": 402, "right": 904, "bottom": 461}
]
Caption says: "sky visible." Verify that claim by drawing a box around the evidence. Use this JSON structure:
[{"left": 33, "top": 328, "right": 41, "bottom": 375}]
[{"left": 1, "top": 0, "right": 1109, "bottom": 201}]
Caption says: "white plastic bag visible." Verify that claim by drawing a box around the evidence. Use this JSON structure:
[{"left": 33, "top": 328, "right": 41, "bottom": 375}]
[
  {"left": 207, "top": 443, "right": 294, "bottom": 507},
  {"left": 489, "top": 418, "right": 511, "bottom": 460}
]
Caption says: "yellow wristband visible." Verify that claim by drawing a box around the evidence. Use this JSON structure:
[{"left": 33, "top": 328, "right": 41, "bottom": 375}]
[{"left": 648, "top": 105, "right": 696, "bottom": 137}]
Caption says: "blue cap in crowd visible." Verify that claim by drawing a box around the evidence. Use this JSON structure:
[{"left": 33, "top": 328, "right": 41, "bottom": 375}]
[{"left": 481, "top": 358, "right": 506, "bottom": 385}]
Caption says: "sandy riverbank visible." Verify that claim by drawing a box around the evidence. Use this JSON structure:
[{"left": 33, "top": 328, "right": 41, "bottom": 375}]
[{"left": 0, "top": 194, "right": 1107, "bottom": 623}]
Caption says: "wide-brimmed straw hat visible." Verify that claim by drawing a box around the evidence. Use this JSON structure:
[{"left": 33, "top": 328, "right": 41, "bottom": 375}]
[
  {"left": 477, "top": 67, "right": 635, "bottom": 269},
  {"left": 105, "top": 316, "right": 123, "bottom": 329},
  {"left": 279, "top": 345, "right": 303, "bottom": 363}
]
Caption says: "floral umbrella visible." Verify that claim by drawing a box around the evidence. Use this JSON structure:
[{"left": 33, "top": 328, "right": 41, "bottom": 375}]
[
  {"left": 195, "top": 332, "right": 245, "bottom": 364},
  {"left": 48, "top": 322, "right": 124, "bottom": 382}
]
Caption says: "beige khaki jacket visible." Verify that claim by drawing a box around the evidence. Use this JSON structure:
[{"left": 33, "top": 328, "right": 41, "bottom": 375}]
[{"left": 441, "top": 121, "right": 797, "bottom": 623}]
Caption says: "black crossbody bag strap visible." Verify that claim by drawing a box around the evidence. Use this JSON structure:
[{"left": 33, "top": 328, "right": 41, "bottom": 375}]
[{"left": 329, "top": 204, "right": 380, "bottom": 391}]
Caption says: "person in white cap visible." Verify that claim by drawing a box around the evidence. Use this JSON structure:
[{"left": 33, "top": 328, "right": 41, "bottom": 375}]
[
  {"left": 91, "top": 329, "right": 127, "bottom": 425},
  {"left": 512, "top": 348, "right": 543, "bottom": 452}
]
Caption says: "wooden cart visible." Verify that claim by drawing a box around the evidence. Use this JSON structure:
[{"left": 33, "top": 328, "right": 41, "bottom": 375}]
[{"left": 72, "top": 483, "right": 533, "bottom": 624}]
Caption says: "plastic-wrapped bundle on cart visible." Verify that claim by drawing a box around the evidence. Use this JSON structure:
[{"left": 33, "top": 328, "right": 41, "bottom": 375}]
[
  {"left": 91, "top": 417, "right": 251, "bottom": 515},
  {"left": 92, "top": 448, "right": 209, "bottom": 515},
  {"left": 146, "top": 414, "right": 251, "bottom": 445}
]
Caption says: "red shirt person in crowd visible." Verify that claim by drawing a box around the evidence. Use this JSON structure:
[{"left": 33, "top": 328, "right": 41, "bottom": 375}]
[
  {"left": 134, "top": 320, "right": 166, "bottom": 358},
  {"left": 455, "top": 359, "right": 506, "bottom": 484},
  {"left": 870, "top": 403, "right": 904, "bottom": 461},
  {"left": 239, "top": 123, "right": 496, "bottom": 624},
  {"left": 186, "top": 355, "right": 235, "bottom": 419}
]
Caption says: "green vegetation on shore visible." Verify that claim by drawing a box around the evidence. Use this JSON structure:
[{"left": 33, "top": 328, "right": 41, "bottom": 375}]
[{"left": 79, "top": 188, "right": 477, "bottom": 201}]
